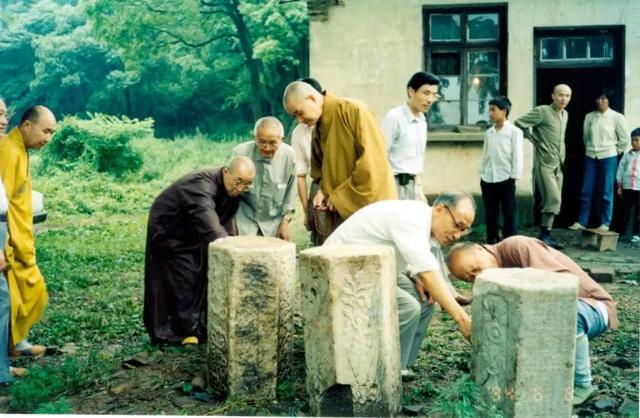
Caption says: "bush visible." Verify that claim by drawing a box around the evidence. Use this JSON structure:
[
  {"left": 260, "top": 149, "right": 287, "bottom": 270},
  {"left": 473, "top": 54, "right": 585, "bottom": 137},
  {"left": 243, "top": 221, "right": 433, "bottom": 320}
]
[{"left": 39, "top": 113, "right": 153, "bottom": 177}]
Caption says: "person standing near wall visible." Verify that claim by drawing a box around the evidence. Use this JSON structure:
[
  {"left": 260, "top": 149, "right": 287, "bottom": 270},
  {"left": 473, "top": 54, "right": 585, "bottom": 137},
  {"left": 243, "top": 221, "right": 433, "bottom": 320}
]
[
  {"left": 380, "top": 72, "right": 440, "bottom": 201},
  {"left": 615, "top": 128, "right": 640, "bottom": 242},
  {"left": 479, "top": 96, "right": 523, "bottom": 244},
  {"left": 569, "top": 91, "right": 629, "bottom": 231},
  {"left": 515, "top": 84, "right": 572, "bottom": 250}
]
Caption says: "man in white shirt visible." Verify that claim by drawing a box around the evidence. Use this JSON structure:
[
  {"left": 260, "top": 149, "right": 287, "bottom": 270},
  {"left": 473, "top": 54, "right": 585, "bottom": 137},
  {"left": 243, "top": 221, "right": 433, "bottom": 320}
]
[
  {"left": 479, "top": 96, "right": 524, "bottom": 243},
  {"left": 569, "top": 92, "right": 629, "bottom": 231},
  {"left": 290, "top": 78, "right": 322, "bottom": 244},
  {"left": 324, "top": 192, "right": 475, "bottom": 377},
  {"left": 380, "top": 72, "right": 440, "bottom": 201}
]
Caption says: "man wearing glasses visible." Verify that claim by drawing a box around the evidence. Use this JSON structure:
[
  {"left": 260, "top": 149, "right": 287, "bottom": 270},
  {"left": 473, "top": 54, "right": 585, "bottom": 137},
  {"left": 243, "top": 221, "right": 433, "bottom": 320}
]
[
  {"left": 232, "top": 116, "right": 297, "bottom": 241},
  {"left": 380, "top": 72, "right": 440, "bottom": 201},
  {"left": 323, "top": 192, "right": 475, "bottom": 379}
]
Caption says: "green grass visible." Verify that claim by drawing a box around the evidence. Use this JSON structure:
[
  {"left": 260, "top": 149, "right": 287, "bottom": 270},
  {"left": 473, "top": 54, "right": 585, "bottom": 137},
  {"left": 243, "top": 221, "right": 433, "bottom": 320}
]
[{"left": 10, "top": 132, "right": 636, "bottom": 414}]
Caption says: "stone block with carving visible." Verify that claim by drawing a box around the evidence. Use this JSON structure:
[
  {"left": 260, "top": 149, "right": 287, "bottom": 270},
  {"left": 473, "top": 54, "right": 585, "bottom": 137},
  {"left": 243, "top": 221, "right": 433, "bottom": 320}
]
[
  {"left": 206, "top": 236, "right": 296, "bottom": 400},
  {"left": 300, "top": 245, "right": 402, "bottom": 417},
  {"left": 472, "top": 268, "right": 579, "bottom": 418}
]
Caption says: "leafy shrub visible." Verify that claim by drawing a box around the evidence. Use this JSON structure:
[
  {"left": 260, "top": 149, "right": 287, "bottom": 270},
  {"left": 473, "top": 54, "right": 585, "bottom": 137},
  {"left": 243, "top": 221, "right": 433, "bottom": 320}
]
[{"left": 39, "top": 113, "right": 153, "bottom": 176}]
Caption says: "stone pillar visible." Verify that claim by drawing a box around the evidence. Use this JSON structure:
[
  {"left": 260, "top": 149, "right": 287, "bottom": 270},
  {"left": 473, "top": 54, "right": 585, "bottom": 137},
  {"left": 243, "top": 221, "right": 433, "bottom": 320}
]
[
  {"left": 206, "top": 236, "right": 296, "bottom": 400},
  {"left": 300, "top": 245, "right": 402, "bottom": 417},
  {"left": 472, "top": 268, "right": 579, "bottom": 418}
]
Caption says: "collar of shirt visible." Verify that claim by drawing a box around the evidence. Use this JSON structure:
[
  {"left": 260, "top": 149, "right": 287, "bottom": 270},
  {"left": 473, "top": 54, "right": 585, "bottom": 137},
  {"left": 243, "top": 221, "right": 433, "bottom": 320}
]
[
  {"left": 487, "top": 120, "right": 515, "bottom": 135},
  {"left": 402, "top": 103, "right": 426, "bottom": 124}
]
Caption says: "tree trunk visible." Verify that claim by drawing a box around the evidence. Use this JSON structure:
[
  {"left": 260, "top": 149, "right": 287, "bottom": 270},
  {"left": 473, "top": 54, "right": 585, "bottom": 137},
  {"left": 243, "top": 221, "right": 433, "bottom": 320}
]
[{"left": 226, "top": 0, "right": 264, "bottom": 121}]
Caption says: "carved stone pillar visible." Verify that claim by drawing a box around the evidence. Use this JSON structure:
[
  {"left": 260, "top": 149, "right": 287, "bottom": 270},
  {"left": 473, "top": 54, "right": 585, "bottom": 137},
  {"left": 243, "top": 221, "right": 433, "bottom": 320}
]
[
  {"left": 206, "top": 236, "right": 296, "bottom": 400},
  {"left": 300, "top": 245, "right": 402, "bottom": 417},
  {"left": 472, "top": 268, "right": 579, "bottom": 417}
]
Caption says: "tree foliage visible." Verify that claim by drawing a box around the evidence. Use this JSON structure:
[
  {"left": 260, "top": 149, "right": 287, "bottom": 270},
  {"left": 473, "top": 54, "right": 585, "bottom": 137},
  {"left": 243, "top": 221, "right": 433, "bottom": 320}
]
[{"left": 0, "top": 0, "right": 308, "bottom": 136}]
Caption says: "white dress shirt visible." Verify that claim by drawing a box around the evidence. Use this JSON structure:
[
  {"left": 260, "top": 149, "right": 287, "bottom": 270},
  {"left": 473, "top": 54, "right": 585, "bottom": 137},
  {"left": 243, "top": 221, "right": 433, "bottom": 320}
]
[
  {"left": 479, "top": 120, "right": 524, "bottom": 183},
  {"left": 616, "top": 149, "right": 640, "bottom": 191},
  {"left": 325, "top": 200, "right": 438, "bottom": 276},
  {"left": 291, "top": 123, "right": 312, "bottom": 176},
  {"left": 380, "top": 103, "right": 427, "bottom": 175},
  {"left": 0, "top": 177, "right": 7, "bottom": 214}
]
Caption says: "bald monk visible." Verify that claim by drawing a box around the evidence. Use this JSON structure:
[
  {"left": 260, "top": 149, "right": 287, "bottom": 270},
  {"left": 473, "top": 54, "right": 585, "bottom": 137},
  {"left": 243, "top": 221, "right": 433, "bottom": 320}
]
[
  {"left": 516, "top": 84, "right": 572, "bottom": 250},
  {"left": 0, "top": 105, "right": 56, "bottom": 358},
  {"left": 143, "top": 157, "right": 256, "bottom": 345},
  {"left": 282, "top": 81, "right": 397, "bottom": 242}
]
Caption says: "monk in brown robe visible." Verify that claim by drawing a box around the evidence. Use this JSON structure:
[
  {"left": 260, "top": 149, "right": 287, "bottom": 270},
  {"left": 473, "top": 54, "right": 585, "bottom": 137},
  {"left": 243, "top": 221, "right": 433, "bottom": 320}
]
[
  {"left": 283, "top": 81, "right": 397, "bottom": 243},
  {"left": 143, "top": 156, "right": 255, "bottom": 345}
]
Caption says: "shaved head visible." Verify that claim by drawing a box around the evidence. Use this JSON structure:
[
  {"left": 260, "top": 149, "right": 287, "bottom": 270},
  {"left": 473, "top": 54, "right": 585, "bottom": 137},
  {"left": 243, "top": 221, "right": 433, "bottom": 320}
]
[
  {"left": 19, "top": 105, "right": 56, "bottom": 149},
  {"left": 227, "top": 155, "right": 255, "bottom": 177},
  {"left": 224, "top": 156, "right": 255, "bottom": 197},
  {"left": 282, "top": 81, "right": 321, "bottom": 108},
  {"left": 551, "top": 84, "right": 572, "bottom": 110},
  {"left": 283, "top": 81, "right": 324, "bottom": 127},
  {"left": 553, "top": 84, "right": 571, "bottom": 95}
]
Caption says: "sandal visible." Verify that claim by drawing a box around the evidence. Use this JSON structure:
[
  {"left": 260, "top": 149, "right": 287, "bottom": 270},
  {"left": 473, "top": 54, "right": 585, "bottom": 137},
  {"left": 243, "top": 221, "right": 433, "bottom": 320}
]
[
  {"left": 9, "top": 367, "right": 26, "bottom": 378},
  {"left": 9, "top": 344, "right": 46, "bottom": 358}
]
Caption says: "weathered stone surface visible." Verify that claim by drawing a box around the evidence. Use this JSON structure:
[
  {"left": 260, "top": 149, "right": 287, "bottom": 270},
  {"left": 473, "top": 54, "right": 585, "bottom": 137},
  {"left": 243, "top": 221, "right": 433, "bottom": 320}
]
[
  {"left": 581, "top": 229, "right": 619, "bottom": 251},
  {"left": 472, "top": 268, "right": 579, "bottom": 418},
  {"left": 585, "top": 266, "right": 616, "bottom": 283},
  {"left": 207, "top": 236, "right": 296, "bottom": 400},
  {"left": 300, "top": 245, "right": 402, "bottom": 417}
]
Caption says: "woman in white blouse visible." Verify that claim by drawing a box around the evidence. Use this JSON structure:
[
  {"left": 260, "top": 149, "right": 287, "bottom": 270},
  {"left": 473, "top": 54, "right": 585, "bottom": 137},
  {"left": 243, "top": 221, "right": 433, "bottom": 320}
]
[{"left": 479, "top": 96, "right": 524, "bottom": 244}]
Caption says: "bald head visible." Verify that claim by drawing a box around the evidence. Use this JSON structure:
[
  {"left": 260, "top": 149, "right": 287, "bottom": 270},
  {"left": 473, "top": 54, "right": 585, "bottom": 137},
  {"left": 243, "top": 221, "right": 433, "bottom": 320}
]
[
  {"left": 283, "top": 81, "right": 324, "bottom": 127},
  {"left": 223, "top": 156, "right": 255, "bottom": 197},
  {"left": 551, "top": 84, "right": 572, "bottom": 110},
  {"left": 228, "top": 155, "right": 255, "bottom": 176},
  {"left": 446, "top": 242, "right": 499, "bottom": 282},
  {"left": 19, "top": 105, "right": 56, "bottom": 149}
]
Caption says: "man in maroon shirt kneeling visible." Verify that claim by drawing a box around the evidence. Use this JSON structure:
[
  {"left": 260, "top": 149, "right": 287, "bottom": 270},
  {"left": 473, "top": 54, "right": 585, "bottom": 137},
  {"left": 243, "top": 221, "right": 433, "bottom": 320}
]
[{"left": 446, "top": 235, "right": 617, "bottom": 406}]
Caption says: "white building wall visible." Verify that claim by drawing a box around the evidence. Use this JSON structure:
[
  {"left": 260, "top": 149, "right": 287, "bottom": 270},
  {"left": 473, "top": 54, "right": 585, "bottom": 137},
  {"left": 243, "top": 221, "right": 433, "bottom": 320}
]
[{"left": 310, "top": 0, "right": 640, "bottom": 196}]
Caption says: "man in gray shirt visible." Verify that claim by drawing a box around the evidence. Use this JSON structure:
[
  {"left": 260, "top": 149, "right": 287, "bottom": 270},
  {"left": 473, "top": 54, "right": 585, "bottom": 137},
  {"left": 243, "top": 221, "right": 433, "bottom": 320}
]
[
  {"left": 516, "top": 84, "right": 572, "bottom": 249},
  {"left": 233, "top": 117, "right": 297, "bottom": 240}
]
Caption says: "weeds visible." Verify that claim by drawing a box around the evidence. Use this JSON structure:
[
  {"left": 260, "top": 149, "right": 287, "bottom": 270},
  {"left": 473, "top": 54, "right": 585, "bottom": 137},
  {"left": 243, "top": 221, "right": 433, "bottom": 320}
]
[{"left": 427, "top": 375, "right": 505, "bottom": 418}]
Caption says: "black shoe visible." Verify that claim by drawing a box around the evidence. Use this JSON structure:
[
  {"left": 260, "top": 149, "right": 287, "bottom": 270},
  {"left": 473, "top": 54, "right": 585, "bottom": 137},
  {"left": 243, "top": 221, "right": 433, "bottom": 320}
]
[{"left": 540, "top": 234, "right": 564, "bottom": 250}]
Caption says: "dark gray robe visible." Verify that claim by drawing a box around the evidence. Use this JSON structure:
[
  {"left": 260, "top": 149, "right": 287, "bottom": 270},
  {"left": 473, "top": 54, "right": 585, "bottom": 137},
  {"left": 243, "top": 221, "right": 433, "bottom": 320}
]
[{"left": 143, "top": 168, "right": 239, "bottom": 344}]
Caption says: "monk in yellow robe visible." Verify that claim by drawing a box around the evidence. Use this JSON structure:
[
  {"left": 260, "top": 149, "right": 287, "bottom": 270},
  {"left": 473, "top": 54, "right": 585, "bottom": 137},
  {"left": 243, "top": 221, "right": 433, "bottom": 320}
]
[
  {"left": 0, "top": 105, "right": 56, "bottom": 356},
  {"left": 283, "top": 81, "right": 397, "bottom": 242}
]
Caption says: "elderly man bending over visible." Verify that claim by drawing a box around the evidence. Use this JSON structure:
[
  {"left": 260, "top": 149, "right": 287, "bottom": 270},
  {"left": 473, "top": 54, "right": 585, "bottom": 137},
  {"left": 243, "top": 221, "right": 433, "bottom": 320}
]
[
  {"left": 232, "top": 117, "right": 297, "bottom": 241},
  {"left": 446, "top": 235, "right": 617, "bottom": 405},
  {"left": 144, "top": 157, "right": 256, "bottom": 345},
  {"left": 324, "top": 192, "right": 475, "bottom": 379}
]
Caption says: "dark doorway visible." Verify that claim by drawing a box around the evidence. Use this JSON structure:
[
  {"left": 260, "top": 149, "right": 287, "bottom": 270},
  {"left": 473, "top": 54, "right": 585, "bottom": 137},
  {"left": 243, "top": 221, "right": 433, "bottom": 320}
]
[{"left": 533, "top": 26, "right": 625, "bottom": 228}]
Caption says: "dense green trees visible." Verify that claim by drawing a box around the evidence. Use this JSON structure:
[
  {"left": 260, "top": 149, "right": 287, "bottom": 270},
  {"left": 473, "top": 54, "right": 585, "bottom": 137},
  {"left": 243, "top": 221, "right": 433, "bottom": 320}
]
[{"left": 0, "top": 0, "right": 308, "bottom": 136}]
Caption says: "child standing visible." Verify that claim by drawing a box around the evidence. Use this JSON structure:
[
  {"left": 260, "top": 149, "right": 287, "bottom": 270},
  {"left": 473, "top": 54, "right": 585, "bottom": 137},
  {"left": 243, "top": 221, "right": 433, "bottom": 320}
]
[
  {"left": 479, "top": 96, "right": 524, "bottom": 244},
  {"left": 616, "top": 128, "right": 640, "bottom": 242}
]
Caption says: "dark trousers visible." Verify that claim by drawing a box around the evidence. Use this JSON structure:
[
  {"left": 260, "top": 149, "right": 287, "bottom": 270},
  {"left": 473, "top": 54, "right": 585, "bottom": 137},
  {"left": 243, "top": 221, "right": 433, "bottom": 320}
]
[
  {"left": 620, "top": 189, "right": 640, "bottom": 236},
  {"left": 481, "top": 178, "right": 517, "bottom": 244}
]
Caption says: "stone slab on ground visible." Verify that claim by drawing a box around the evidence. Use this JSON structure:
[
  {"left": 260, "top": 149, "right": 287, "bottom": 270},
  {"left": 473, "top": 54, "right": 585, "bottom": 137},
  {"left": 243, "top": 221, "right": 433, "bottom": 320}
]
[
  {"left": 472, "top": 268, "right": 579, "bottom": 418},
  {"left": 300, "top": 244, "right": 402, "bottom": 417},
  {"left": 582, "top": 266, "right": 616, "bottom": 283},
  {"left": 206, "top": 236, "right": 296, "bottom": 400},
  {"left": 581, "top": 229, "right": 619, "bottom": 251}
]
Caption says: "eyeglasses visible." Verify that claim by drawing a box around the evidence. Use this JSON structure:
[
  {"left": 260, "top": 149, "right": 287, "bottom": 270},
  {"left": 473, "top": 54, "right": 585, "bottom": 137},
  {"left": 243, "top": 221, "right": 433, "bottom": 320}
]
[{"left": 444, "top": 205, "right": 471, "bottom": 234}]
